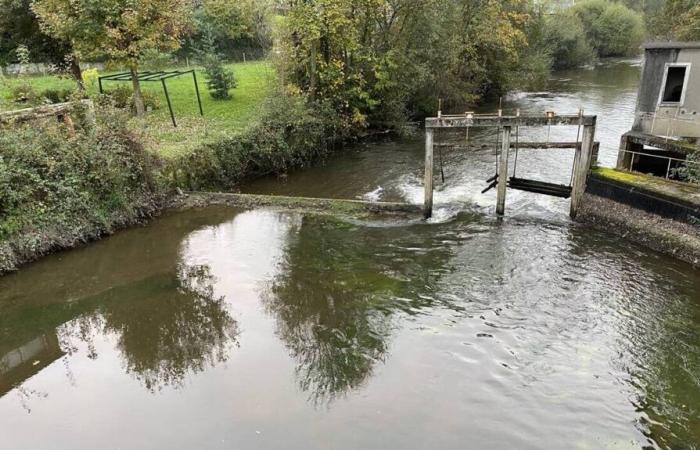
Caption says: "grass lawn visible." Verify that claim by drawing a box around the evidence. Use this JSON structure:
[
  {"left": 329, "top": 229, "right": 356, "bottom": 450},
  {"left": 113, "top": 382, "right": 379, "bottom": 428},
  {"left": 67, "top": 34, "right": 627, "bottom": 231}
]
[{"left": 1, "top": 60, "right": 276, "bottom": 158}]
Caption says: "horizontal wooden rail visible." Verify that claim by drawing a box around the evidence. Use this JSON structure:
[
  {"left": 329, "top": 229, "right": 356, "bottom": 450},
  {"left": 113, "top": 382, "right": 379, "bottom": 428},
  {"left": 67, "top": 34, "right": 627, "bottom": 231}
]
[
  {"left": 0, "top": 100, "right": 95, "bottom": 125},
  {"left": 426, "top": 114, "right": 596, "bottom": 128}
]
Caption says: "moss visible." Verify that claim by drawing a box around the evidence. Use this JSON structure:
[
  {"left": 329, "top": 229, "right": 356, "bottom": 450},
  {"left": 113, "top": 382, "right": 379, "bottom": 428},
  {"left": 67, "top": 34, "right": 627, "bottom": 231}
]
[
  {"left": 169, "top": 192, "right": 422, "bottom": 220},
  {"left": 592, "top": 167, "right": 700, "bottom": 205}
]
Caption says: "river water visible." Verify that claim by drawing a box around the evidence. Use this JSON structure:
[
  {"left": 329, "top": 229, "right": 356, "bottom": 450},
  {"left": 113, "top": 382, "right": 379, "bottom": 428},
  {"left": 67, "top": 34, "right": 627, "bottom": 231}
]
[{"left": 1, "top": 60, "right": 699, "bottom": 449}]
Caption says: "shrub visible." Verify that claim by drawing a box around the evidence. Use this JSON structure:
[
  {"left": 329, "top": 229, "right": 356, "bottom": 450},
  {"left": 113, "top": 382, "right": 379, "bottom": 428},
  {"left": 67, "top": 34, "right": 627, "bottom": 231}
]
[
  {"left": 202, "top": 54, "right": 236, "bottom": 100},
  {"left": 0, "top": 106, "right": 164, "bottom": 271},
  {"left": 593, "top": 3, "right": 645, "bottom": 57},
  {"left": 104, "top": 85, "right": 161, "bottom": 113},
  {"left": 40, "top": 88, "right": 75, "bottom": 104},
  {"left": 544, "top": 12, "right": 595, "bottom": 69},
  {"left": 171, "top": 91, "right": 344, "bottom": 190},
  {"left": 572, "top": 0, "right": 645, "bottom": 57},
  {"left": 7, "top": 83, "right": 39, "bottom": 105}
]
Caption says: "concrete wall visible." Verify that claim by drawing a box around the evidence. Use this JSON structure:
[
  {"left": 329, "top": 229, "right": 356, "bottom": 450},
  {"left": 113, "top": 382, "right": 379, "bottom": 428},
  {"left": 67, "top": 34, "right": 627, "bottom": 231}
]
[{"left": 634, "top": 46, "right": 700, "bottom": 139}]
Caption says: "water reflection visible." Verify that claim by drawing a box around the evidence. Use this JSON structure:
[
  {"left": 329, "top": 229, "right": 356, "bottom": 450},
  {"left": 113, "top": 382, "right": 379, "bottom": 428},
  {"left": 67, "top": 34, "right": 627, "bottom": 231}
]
[
  {"left": 0, "top": 210, "right": 241, "bottom": 395},
  {"left": 262, "top": 214, "right": 475, "bottom": 404}
]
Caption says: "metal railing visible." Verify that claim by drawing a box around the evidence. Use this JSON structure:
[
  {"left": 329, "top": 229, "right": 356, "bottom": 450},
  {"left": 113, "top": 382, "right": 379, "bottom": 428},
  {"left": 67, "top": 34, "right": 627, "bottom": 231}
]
[{"left": 618, "top": 147, "right": 700, "bottom": 183}]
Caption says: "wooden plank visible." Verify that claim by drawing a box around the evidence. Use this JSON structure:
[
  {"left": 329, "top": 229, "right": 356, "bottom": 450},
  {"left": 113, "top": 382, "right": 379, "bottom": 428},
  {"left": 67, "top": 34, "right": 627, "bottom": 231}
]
[
  {"left": 424, "top": 128, "right": 434, "bottom": 218},
  {"left": 570, "top": 121, "right": 597, "bottom": 218},
  {"left": 426, "top": 114, "right": 596, "bottom": 129},
  {"left": 0, "top": 100, "right": 94, "bottom": 125},
  {"left": 511, "top": 141, "right": 582, "bottom": 149},
  {"left": 496, "top": 126, "right": 511, "bottom": 216}
]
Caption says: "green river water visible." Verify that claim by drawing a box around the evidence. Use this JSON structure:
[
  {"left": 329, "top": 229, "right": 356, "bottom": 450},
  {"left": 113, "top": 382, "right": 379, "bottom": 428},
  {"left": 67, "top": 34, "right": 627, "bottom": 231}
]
[{"left": 1, "top": 59, "right": 699, "bottom": 449}]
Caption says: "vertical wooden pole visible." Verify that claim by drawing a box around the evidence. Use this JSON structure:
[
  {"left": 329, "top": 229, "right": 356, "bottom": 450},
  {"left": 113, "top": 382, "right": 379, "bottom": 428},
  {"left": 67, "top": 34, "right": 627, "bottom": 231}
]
[
  {"left": 570, "top": 119, "right": 596, "bottom": 219},
  {"left": 616, "top": 134, "right": 633, "bottom": 170},
  {"left": 496, "top": 126, "right": 511, "bottom": 216},
  {"left": 424, "top": 127, "right": 435, "bottom": 219}
]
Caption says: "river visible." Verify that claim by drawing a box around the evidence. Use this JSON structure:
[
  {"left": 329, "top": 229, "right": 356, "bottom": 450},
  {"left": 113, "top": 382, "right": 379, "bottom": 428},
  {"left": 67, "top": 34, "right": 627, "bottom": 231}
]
[{"left": 1, "top": 59, "right": 699, "bottom": 449}]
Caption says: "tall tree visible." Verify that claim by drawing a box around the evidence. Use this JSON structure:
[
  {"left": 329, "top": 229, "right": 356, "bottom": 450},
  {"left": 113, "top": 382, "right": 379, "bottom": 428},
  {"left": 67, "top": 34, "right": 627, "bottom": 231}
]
[
  {"left": 32, "top": 0, "right": 193, "bottom": 116},
  {"left": 0, "top": 0, "right": 84, "bottom": 88}
]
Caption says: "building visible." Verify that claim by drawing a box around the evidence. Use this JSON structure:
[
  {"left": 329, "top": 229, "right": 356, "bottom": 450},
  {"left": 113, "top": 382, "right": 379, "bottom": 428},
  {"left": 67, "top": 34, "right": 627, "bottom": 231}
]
[{"left": 617, "top": 42, "right": 700, "bottom": 176}]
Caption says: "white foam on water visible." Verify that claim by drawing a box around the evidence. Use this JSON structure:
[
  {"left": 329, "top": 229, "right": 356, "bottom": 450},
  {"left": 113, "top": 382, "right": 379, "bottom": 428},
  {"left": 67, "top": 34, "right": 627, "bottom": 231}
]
[{"left": 360, "top": 186, "right": 384, "bottom": 202}]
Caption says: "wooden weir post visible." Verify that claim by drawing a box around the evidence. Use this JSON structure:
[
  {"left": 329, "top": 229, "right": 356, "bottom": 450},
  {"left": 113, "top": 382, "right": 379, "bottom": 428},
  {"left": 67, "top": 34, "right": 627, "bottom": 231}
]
[
  {"left": 423, "top": 113, "right": 597, "bottom": 220},
  {"left": 570, "top": 117, "right": 596, "bottom": 218},
  {"left": 424, "top": 127, "right": 435, "bottom": 218},
  {"left": 496, "top": 126, "right": 511, "bottom": 216}
]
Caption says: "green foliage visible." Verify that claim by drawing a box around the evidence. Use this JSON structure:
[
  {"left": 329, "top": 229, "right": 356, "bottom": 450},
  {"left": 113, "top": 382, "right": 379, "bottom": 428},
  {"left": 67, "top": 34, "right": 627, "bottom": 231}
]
[
  {"left": 649, "top": 0, "right": 700, "bottom": 41},
  {"left": 543, "top": 11, "right": 595, "bottom": 69},
  {"left": 571, "top": 0, "right": 645, "bottom": 57},
  {"left": 278, "top": 0, "right": 534, "bottom": 131},
  {"left": 102, "top": 86, "right": 161, "bottom": 113},
  {"left": 7, "top": 83, "right": 39, "bottom": 105},
  {"left": 172, "top": 90, "right": 344, "bottom": 190},
  {"left": 181, "top": 0, "right": 273, "bottom": 61},
  {"left": 0, "top": 106, "right": 163, "bottom": 270},
  {"left": 0, "top": 0, "right": 72, "bottom": 68},
  {"left": 14, "top": 45, "right": 31, "bottom": 65},
  {"left": 202, "top": 55, "right": 237, "bottom": 99},
  {"left": 675, "top": 152, "right": 700, "bottom": 184},
  {"left": 40, "top": 87, "right": 75, "bottom": 104}
]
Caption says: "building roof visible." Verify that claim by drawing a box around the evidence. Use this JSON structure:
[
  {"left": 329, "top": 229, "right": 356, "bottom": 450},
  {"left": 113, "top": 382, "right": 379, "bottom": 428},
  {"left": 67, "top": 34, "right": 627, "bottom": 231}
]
[{"left": 644, "top": 42, "right": 700, "bottom": 50}]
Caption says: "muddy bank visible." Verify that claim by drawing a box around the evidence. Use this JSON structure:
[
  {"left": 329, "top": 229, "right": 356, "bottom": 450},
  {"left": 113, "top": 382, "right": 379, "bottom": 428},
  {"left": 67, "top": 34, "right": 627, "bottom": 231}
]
[{"left": 577, "top": 193, "right": 700, "bottom": 268}]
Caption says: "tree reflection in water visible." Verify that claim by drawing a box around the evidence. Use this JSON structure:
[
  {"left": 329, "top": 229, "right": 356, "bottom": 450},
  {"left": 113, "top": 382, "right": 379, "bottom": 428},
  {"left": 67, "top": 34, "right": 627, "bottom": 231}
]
[
  {"left": 56, "top": 263, "right": 239, "bottom": 392},
  {"left": 263, "top": 215, "right": 458, "bottom": 406}
]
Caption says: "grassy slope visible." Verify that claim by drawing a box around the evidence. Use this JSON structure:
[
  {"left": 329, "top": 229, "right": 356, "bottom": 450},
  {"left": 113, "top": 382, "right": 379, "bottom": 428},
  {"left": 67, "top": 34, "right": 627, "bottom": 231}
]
[{"left": 0, "top": 61, "right": 275, "bottom": 158}]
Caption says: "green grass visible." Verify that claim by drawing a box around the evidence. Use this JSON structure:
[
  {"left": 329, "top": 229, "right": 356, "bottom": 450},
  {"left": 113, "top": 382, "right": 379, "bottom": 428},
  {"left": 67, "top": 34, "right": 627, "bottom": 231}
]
[{"left": 0, "top": 61, "right": 276, "bottom": 158}]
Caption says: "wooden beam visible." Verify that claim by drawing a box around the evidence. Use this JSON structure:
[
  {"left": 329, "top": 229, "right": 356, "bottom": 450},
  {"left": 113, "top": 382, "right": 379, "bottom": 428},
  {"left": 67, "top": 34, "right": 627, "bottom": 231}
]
[
  {"left": 424, "top": 128, "right": 434, "bottom": 219},
  {"left": 570, "top": 120, "right": 597, "bottom": 218},
  {"left": 0, "top": 100, "right": 94, "bottom": 125},
  {"left": 496, "top": 126, "right": 511, "bottom": 216},
  {"left": 426, "top": 114, "right": 596, "bottom": 129}
]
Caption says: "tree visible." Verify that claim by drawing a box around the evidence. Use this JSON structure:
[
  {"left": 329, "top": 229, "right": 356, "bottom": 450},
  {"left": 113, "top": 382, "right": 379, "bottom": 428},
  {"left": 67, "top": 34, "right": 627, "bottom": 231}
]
[
  {"left": 32, "top": 0, "right": 193, "bottom": 116},
  {"left": 278, "top": 0, "right": 535, "bottom": 131},
  {"left": 0, "top": 0, "right": 83, "bottom": 88},
  {"left": 651, "top": 0, "right": 700, "bottom": 41}
]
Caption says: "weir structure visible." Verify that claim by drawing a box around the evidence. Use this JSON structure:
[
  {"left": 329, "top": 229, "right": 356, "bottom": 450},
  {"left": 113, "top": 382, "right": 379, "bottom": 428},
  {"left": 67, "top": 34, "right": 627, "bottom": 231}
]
[{"left": 423, "top": 112, "right": 598, "bottom": 219}]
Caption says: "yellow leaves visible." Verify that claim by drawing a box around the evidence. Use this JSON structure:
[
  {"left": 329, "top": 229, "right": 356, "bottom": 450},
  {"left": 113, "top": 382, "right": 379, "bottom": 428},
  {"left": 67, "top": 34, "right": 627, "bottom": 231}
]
[{"left": 32, "top": 0, "right": 193, "bottom": 63}]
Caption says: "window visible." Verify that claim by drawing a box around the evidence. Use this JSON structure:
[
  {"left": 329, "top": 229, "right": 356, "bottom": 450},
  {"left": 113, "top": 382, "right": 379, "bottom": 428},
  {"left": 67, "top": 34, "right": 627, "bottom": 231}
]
[{"left": 659, "top": 64, "right": 690, "bottom": 105}]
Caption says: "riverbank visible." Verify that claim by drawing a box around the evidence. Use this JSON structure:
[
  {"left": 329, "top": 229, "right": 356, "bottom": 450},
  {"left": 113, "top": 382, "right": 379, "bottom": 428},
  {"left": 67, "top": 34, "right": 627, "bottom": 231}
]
[
  {"left": 0, "top": 92, "right": 346, "bottom": 276},
  {"left": 578, "top": 168, "right": 700, "bottom": 267}
]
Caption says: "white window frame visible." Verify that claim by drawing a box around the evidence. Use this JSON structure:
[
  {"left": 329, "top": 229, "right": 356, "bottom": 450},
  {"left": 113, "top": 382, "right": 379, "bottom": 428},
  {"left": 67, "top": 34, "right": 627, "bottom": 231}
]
[{"left": 658, "top": 63, "right": 691, "bottom": 107}]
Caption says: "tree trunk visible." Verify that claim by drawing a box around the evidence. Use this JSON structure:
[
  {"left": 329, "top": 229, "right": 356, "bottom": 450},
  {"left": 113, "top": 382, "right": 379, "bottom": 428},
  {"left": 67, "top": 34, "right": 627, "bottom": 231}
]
[
  {"left": 309, "top": 40, "right": 318, "bottom": 99},
  {"left": 130, "top": 65, "right": 145, "bottom": 117},
  {"left": 69, "top": 54, "right": 85, "bottom": 92}
]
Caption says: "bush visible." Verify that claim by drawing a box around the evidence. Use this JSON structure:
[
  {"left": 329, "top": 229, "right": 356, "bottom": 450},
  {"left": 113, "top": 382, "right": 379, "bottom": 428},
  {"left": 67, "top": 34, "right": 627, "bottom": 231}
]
[
  {"left": 544, "top": 12, "right": 595, "bottom": 69},
  {"left": 103, "top": 85, "right": 161, "bottom": 113},
  {"left": 40, "top": 88, "right": 75, "bottom": 104},
  {"left": 572, "top": 0, "right": 645, "bottom": 57},
  {"left": 593, "top": 3, "right": 645, "bottom": 57},
  {"left": 0, "top": 106, "right": 164, "bottom": 271},
  {"left": 171, "top": 91, "right": 344, "bottom": 190},
  {"left": 202, "top": 54, "right": 236, "bottom": 100},
  {"left": 7, "top": 83, "right": 39, "bottom": 105}
]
